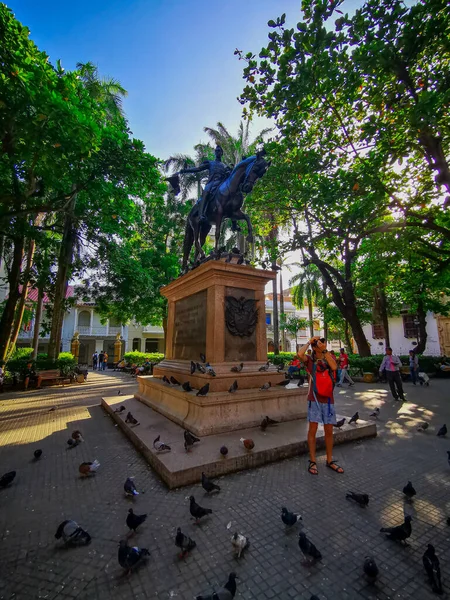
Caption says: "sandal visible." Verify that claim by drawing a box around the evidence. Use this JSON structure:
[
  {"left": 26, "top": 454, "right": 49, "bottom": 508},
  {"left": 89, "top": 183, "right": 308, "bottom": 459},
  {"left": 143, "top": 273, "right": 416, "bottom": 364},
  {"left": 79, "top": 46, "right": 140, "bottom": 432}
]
[
  {"left": 308, "top": 460, "right": 318, "bottom": 475},
  {"left": 326, "top": 460, "right": 344, "bottom": 474}
]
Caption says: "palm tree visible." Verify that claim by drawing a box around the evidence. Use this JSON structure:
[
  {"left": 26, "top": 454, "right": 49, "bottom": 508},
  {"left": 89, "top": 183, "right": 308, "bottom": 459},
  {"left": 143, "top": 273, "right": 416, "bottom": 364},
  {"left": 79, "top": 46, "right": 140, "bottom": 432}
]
[
  {"left": 290, "top": 264, "right": 323, "bottom": 337},
  {"left": 164, "top": 145, "right": 214, "bottom": 202},
  {"left": 76, "top": 62, "right": 128, "bottom": 118}
]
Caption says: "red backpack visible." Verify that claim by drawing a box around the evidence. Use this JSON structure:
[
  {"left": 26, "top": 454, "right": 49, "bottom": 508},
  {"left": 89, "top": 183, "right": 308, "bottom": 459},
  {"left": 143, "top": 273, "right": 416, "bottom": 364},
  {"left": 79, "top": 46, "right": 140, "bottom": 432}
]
[{"left": 312, "top": 362, "right": 334, "bottom": 398}]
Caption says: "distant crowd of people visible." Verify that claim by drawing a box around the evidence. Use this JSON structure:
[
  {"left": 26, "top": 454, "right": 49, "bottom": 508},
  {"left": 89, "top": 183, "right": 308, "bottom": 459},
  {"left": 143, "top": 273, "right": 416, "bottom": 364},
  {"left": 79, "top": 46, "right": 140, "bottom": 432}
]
[{"left": 92, "top": 351, "right": 108, "bottom": 371}]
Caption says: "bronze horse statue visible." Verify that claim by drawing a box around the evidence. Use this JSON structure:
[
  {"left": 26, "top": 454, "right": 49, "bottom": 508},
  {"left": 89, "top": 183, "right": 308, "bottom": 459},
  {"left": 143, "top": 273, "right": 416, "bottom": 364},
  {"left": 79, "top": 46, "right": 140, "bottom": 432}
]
[{"left": 180, "top": 151, "right": 270, "bottom": 271}]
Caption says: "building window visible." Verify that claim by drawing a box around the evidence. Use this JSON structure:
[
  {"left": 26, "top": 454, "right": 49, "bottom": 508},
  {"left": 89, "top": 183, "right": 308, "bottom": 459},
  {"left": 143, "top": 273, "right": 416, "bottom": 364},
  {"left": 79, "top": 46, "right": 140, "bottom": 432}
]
[
  {"left": 78, "top": 311, "right": 90, "bottom": 327},
  {"left": 145, "top": 339, "right": 159, "bottom": 353},
  {"left": 132, "top": 338, "right": 141, "bottom": 351},
  {"left": 299, "top": 328, "right": 307, "bottom": 337},
  {"left": 313, "top": 320, "right": 320, "bottom": 336},
  {"left": 403, "top": 315, "right": 418, "bottom": 339},
  {"left": 372, "top": 322, "right": 385, "bottom": 339},
  {"left": 266, "top": 313, "right": 271, "bottom": 325}
]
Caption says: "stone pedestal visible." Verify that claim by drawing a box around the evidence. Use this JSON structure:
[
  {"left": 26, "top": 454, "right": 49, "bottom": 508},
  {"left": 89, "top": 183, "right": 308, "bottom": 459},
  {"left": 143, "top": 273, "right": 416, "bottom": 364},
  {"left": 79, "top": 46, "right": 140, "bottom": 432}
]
[{"left": 138, "top": 260, "right": 307, "bottom": 435}]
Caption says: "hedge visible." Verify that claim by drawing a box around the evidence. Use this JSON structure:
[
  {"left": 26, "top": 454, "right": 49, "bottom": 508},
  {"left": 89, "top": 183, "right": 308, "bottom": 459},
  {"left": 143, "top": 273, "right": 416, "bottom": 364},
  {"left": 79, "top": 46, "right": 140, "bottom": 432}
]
[
  {"left": 6, "top": 349, "right": 77, "bottom": 376},
  {"left": 123, "top": 351, "right": 164, "bottom": 366}
]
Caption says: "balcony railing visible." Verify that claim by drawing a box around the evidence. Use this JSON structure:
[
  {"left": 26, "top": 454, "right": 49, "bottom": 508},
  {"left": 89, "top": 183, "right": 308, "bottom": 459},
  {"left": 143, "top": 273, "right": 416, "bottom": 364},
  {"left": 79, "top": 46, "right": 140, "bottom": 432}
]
[
  {"left": 78, "top": 326, "right": 121, "bottom": 336},
  {"left": 18, "top": 329, "right": 49, "bottom": 339},
  {"left": 142, "top": 325, "right": 164, "bottom": 334}
]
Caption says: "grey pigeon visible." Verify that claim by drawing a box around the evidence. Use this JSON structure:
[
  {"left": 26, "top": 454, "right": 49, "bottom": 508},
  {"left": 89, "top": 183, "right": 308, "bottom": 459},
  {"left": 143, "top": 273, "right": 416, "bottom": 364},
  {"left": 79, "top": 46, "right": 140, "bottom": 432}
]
[
  {"left": 298, "top": 531, "right": 322, "bottom": 562},
  {"left": 33, "top": 449, "right": 42, "bottom": 459},
  {"left": 175, "top": 527, "right": 196, "bottom": 558},
  {"left": 124, "top": 477, "right": 139, "bottom": 496},
  {"left": 346, "top": 491, "right": 369, "bottom": 507},
  {"left": 55, "top": 519, "right": 91, "bottom": 545},
  {"left": 380, "top": 515, "right": 412, "bottom": 544},
  {"left": 277, "top": 362, "right": 285, "bottom": 372},
  {"left": 230, "top": 363, "right": 243, "bottom": 373},
  {"left": 196, "top": 362, "right": 207, "bottom": 374},
  {"left": 118, "top": 540, "right": 150, "bottom": 574},
  {"left": 281, "top": 506, "right": 302, "bottom": 527},
  {"left": 184, "top": 430, "right": 200, "bottom": 452},
  {"left": 258, "top": 362, "right": 269, "bottom": 372},
  {"left": 220, "top": 446, "right": 228, "bottom": 457},
  {"left": 200, "top": 353, "right": 206, "bottom": 363},
  {"left": 189, "top": 495, "right": 212, "bottom": 523},
  {"left": 153, "top": 435, "right": 171, "bottom": 452},
  {"left": 423, "top": 544, "right": 443, "bottom": 595},
  {"left": 417, "top": 422, "right": 429, "bottom": 432},
  {"left": 205, "top": 363, "right": 216, "bottom": 377},
  {"left": 228, "top": 380, "right": 238, "bottom": 393},
  {"left": 348, "top": 412, "right": 359, "bottom": 425},
  {"left": 231, "top": 532, "right": 249, "bottom": 558},
  {"left": 201, "top": 472, "right": 220, "bottom": 493},
  {"left": 114, "top": 405, "right": 125, "bottom": 413},
  {"left": 403, "top": 481, "right": 416, "bottom": 499},
  {"left": 437, "top": 424, "right": 447, "bottom": 437},
  {"left": 190, "top": 361, "right": 196, "bottom": 374},
  {"left": 170, "top": 376, "right": 180, "bottom": 386},
  {"left": 182, "top": 381, "right": 193, "bottom": 392},
  {"left": 260, "top": 416, "right": 278, "bottom": 430},
  {"left": 363, "top": 556, "right": 378, "bottom": 582},
  {"left": 260, "top": 381, "right": 271, "bottom": 391},
  {"left": 196, "top": 383, "right": 210, "bottom": 396},
  {"left": 125, "top": 412, "right": 139, "bottom": 425},
  {"left": 117, "top": 390, "right": 121, "bottom": 395},
  {"left": 370, "top": 408, "right": 380, "bottom": 418},
  {"left": 126, "top": 508, "right": 147, "bottom": 532},
  {"left": 334, "top": 418, "right": 346, "bottom": 428},
  {"left": 196, "top": 572, "right": 238, "bottom": 600},
  {"left": 162, "top": 375, "right": 170, "bottom": 384},
  {"left": 0, "top": 471, "right": 16, "bottom": 487}
]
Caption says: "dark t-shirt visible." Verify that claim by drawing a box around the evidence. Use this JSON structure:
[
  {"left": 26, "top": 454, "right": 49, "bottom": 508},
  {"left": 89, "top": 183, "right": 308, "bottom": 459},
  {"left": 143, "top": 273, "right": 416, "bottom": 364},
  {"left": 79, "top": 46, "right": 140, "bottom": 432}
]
[{"left": 304, "top": 355, "right": 335, "bottom": 404}]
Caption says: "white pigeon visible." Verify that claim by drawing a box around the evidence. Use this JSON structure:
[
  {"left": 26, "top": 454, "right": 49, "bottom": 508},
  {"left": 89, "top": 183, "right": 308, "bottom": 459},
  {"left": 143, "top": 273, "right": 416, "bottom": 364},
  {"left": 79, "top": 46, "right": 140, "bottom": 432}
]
[{"left": 231, "top": 532, "right": 249, "bottom": 558}]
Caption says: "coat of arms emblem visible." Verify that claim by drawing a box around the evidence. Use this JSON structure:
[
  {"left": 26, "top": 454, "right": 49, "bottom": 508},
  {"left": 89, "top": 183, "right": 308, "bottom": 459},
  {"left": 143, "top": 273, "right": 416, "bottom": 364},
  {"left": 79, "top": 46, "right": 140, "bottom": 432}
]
[{"left": 225, "top": 296, "right": 258, "bottom": 337}]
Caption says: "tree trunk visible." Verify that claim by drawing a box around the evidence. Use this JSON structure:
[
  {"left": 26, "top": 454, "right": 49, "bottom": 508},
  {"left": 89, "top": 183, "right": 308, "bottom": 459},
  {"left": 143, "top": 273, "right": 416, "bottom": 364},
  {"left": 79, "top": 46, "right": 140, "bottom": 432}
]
[
  {"left": 344, "top": 320, "right": 352, "bottom": 352},
  {"left": 322, "top": 282, "right": 328, "bottom": 340},
  {"left": 414, "top": 298, "right": 428, "bottom": 355},
  {"left": 271, "top": 265, "right": 279, "bottom": 355},
  {"left": 308, "top": 301, "right": 314, "bottom": 337},
  {"left": 0, "top": 236, "right": 25, "bottom": 361},
  {"left": 48, "top": 194, "right": 77, "bottom": 360},
  {"left": 31, "top": 286, "right": 44, "bottom": 359},
  {"left": 279, "top": 270, "right": 286, "bottom": 351},
  {"left": 378, "top": 287, "right": 391, "bottom": 348}
]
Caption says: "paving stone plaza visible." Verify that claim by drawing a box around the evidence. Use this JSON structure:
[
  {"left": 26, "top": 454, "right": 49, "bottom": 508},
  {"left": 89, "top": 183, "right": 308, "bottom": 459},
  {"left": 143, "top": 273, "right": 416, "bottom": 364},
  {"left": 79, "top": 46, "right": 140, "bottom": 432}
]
[{"left": 0, "top": 371, "right": 449, "bottom": 600}]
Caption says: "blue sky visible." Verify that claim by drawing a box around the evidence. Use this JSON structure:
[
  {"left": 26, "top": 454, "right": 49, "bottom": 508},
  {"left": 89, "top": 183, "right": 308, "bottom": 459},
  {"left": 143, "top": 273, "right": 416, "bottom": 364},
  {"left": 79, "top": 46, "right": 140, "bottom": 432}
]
[{"left": 11, "top": 0, "right": 365, "bottom": 160}]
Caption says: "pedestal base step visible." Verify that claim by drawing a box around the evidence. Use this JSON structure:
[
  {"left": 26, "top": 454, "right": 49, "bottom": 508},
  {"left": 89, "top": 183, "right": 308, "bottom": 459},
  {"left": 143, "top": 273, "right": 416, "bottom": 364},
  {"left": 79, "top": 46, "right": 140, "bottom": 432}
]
[{"left": 102, "top": 395, "right": 377, "bottom": 489}]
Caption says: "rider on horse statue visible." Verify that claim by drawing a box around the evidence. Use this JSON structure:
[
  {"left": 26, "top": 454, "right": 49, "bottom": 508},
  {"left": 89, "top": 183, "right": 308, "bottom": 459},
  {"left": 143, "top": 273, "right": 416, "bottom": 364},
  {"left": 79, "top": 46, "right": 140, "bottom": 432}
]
[{"left": 179, "top": 145, "right": 230, "bottom": 222}]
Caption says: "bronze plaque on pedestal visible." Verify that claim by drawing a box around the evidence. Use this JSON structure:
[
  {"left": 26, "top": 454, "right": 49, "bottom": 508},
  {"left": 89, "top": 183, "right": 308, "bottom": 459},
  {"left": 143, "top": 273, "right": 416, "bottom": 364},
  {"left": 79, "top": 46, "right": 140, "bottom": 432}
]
[
  {"left": 173, "top": 290, "right": 207, "bottom": 359},
  {"left": 224, "top": 287, "right": 257, "bottom": 362}
]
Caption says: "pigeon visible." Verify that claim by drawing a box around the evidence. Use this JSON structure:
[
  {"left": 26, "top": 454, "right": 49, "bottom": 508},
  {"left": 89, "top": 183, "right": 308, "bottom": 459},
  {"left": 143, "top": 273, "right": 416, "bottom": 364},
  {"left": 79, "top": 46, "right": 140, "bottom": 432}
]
[
  {"left": 162, "top": 375, "right": 170, "bottom": 384},
  {"left": 348, "top": 412, "right": 359, "bottom": 425},
  {"left": 380, "top": 515, "right": 412, "bottom": 544},
  {"left": 67, "top": 438, "right": 79, "bottom": 448},
  {"left": 184, "top": 430, "right": 200, "bottom": 452},
  {"left": 334, "top": 418, "right": 346, "bottom": 429},
  {"left": 200, "top": 353, "right": 207, "bottom": 363},
  {"left": 258, "top": 362, "right": 270, "bottom": 372},
  {"left": 55, "top": 520, "right": 91, "bottom": 545},
  {"left": 260, "top": 416, "right": 279, "bottom": 430},
  {"left": 175, "top": 527, "right": 196, "bottom": 558},
  {"left": 126, "top": 508, "right": 147, "bottom": 532},
  {"left": 231, "top": 532, "right": 249, "bottom": 558},
  {"left": 423, "top": 544, "right": 443, "bottom": 595},
  {"left": 33, "top": 449, "right": 43, "bottom": 460},
  {"left": 170, "top": 376, "right": 181, "bottom": 386},
  {"left": 236, "top": 255, "right": 244, "bottom": 265},
  {"left": 205, "top": 363, "right": 216, "bottom": 377},
  {"left": 276, "top": 379, "right": 290, "bottom": 387},
  {"left": 124, "top": 477, "right": 139, "bottom": 496},
  {"left": 363, "top": 556, "right": 379, "bottom": 582},
  {"left": 240, "top": 438, "right": 255, "bottom": 451},
  {"left": 189, "top": 496, "right": 212, "bottom": 523},
  {"left": 78, "top": 460, "right": 100, "bottom": 476},
  {"left": 196, "top": 383, "right": 210, "bottom": 396},
  {"left": 196, "top": 572, "right": 238, "bottom": 600},
  {"left": 125, "top": 412, "right": 140, "bottom": 426},
  {"left": 0, "top": 471, "right": 16, "bottom": 488},
  {"left": 281, "top": 507, "right": 302, "bottom": 528},
  {"left": 114, "top": 405, "right": 126, "bottom": 413},
  {"left": 260, "top": 382, "right": 271, "bottom": 391},
  {"left": 182, "top": 381, "right": 193, "bottom": 392},
  {"left": 417, "top": 422, "right": 429, "bottom": 432},
  {"left": 401, "top": 481, "right": 416, "bottom": 500},
  {"left": 230, "top": 363, "right": 244, "bottom": 373},
  {"left": 228, "top": 380, "right": 238, "bottom": 393},
  {"left": 277, "top": 362, "right": 285, "bottom": 372},
  {"left": 297, "top": 378, "right": 304, "bottom": 387},
  {"left": 201, "top": 472, "right": 221, "bottom": 493},
  {"left": 196, "top": 362, "right": 207, "bottom": 374},
  {"left": 118, "top": 390, "right": 122, "bottom": 395},
  {"left": 118, "top": 540, "right": 150, "bottom": 574},
  {"left": 437, "top": 424, "right": 447, "bottom": 437},
  {"left": 298, "top": 531, "right": 322, "bottom": 563},
  {"left": 153, "top": 435, "right": 171, "bottom": 452},
  {"left": 220, "top": 446, "right": 228, "bottom": 457},
  {"left": 71, "top": 430, "right": 84, "bottom": 443},
  {"left": 346, "top": 491, "right": 369, "bottom": 507},
  {"left": 190, "top": 361, "right": 196, "bottom": 375},
  {"left": 369, "top": 408, "right": 380, "bottom": 418}
]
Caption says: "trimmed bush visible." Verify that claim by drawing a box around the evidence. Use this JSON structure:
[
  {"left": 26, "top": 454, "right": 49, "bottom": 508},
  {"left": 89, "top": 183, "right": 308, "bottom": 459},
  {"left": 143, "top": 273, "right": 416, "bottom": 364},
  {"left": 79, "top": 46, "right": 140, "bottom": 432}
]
[
  {"left": 6, "top": 350, "right": 77, "bottom": 376},
  {"left": 123, "top": 351, "right": 164, "bottom": 366}
]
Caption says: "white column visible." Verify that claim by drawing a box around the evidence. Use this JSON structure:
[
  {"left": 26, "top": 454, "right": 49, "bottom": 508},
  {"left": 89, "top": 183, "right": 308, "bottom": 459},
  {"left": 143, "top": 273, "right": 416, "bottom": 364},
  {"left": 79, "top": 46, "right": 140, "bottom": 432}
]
[
  {"left": 106, "top": 319, "right": 109, "bottom": 336},
  {"left": 74, "top": 308, "right": 78, "bottom": 331},
  {"left": 90, "top": 310, "right": 94, "bottom": 335}
]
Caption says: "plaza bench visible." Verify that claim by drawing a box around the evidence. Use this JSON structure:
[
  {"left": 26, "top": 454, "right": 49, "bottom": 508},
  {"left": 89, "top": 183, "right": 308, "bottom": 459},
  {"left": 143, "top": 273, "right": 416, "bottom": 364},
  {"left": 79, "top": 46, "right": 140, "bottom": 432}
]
[{"left": 30, "top": 369, "right": 68, "bottom": 389}]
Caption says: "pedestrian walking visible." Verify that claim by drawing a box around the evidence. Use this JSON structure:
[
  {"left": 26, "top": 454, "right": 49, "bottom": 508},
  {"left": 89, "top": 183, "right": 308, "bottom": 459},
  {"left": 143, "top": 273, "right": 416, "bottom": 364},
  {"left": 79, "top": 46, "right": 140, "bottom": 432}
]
[
  {"left": 337, "top": 348, "right": 354, "bottom": 387},
  {"left": 98, "top": 351, "right": 105, "bottom": 371},
  {"left": 92, "top": 351, "right": 98, "bottom": 371},
  {"left": 103, "top": 352, "right": 108, "bottom": 371},
  {"left": 409, "top": 350, "right": 419, "bottom": 385},
  {"left": 379, "top": 347, "right": 405, "bottom": 401}
]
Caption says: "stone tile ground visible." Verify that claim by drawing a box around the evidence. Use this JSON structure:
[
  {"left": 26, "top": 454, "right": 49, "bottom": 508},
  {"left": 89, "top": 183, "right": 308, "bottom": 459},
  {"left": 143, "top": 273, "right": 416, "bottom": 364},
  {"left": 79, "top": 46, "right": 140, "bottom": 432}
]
[{"left": 0, "top": 371, "right": 449, "bottom": 600}]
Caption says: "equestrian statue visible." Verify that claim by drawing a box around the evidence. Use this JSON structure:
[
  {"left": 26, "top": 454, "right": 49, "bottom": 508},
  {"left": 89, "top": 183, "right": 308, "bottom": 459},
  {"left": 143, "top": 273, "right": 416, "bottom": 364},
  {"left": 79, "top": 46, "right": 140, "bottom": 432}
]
[{"left": 167, "top": 145, "right": 270, "bottom": 272}]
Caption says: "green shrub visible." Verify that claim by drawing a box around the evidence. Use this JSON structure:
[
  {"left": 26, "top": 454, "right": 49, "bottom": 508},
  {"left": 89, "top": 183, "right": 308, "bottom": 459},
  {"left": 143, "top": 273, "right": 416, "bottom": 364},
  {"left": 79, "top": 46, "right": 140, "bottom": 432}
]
[
  {"left": 267, "top": 352, "right": 297, "bottom": 365},
  {"left": 123, "top": 351, "right": 164, "bottom": 366},
  {"left": 6, "top": 350, "right": 77, "bottom": 376},
  {"left": 57, "top": 352, "right": 77, "bottom": 375}
]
